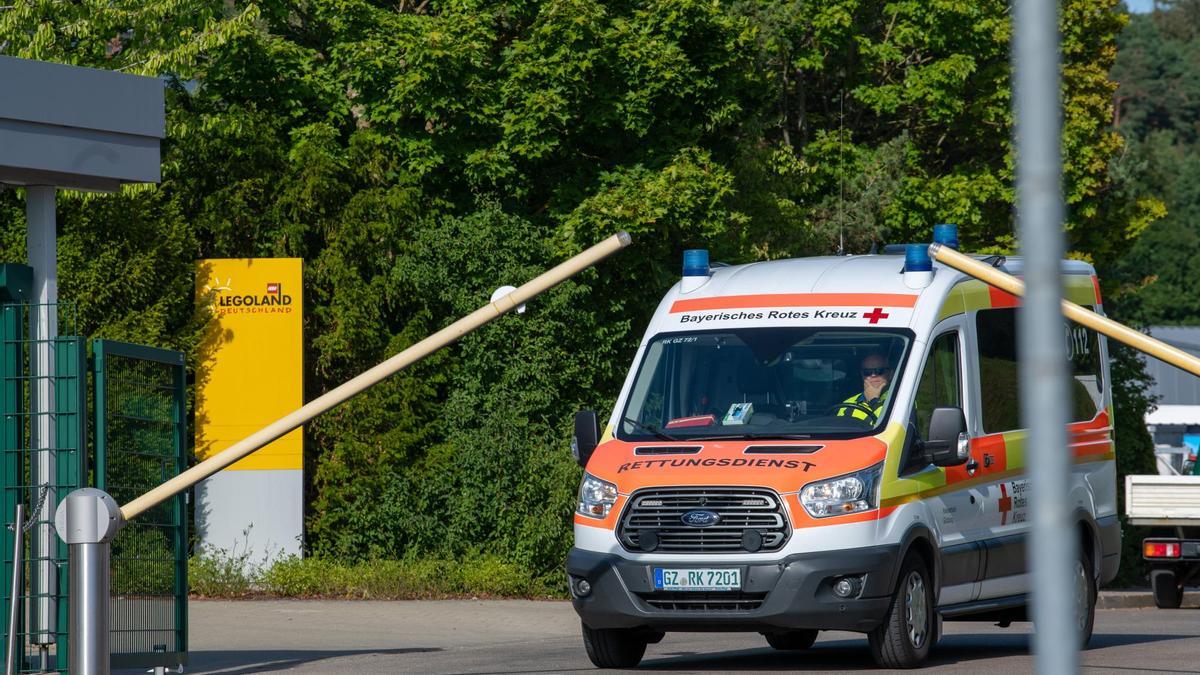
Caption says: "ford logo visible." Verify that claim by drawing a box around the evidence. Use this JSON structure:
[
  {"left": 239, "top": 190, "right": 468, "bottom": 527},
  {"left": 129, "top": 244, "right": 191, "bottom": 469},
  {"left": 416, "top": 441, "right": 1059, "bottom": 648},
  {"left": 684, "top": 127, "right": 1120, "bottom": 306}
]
[{"left": 681, "top": 510, "right": 721, "bottom": 528}]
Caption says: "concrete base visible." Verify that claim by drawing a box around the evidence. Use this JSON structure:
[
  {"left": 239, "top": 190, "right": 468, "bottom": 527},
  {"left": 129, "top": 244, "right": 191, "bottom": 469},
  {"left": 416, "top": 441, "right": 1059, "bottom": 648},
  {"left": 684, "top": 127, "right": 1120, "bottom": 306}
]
[{"left": 196, "top": 470, "right": 302, "bottom": 568}]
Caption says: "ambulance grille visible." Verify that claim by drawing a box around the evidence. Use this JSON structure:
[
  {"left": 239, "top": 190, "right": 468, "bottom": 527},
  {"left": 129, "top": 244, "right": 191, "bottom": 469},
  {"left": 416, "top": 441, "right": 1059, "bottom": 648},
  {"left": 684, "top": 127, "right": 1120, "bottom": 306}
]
[
  {"left": 638, "top": 591, "right": 767, "bottom": 612},
  {"left": 617, "top": 487, "right": 789, "bottom": 554}
]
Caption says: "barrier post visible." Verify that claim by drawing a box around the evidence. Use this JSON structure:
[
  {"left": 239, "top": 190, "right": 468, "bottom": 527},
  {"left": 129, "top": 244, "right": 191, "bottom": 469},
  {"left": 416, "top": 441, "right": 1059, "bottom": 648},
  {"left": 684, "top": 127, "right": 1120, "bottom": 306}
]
[{"left": 55, "top": 488, "right": 123, "bottom": 675}]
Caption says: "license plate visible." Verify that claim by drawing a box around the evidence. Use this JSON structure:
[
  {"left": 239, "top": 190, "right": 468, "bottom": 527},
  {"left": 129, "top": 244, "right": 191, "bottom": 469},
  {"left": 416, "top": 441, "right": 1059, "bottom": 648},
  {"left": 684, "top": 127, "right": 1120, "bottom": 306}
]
[{"left": 653, "top": 568, "right": 741, "bottom": 591}]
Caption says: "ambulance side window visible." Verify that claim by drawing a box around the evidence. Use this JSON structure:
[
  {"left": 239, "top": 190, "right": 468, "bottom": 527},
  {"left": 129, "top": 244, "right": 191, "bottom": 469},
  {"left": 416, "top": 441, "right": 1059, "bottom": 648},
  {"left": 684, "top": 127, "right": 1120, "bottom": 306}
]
[
  {"left": 976, "top": 307, "right": 1105, "bottom": 433},
  {"left": 913, "top": 332, "right": 961, "bottom": 437},
  {"left": 1066, "top": 312, "right": 1105, "bottom": 422},
  {"left": 976, "top": 308, "right": 1021, "bottom": 433}
]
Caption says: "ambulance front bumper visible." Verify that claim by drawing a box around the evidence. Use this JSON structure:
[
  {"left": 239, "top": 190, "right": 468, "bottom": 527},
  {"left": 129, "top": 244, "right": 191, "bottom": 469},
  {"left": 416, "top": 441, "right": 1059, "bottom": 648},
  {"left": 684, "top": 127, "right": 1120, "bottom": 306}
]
[{"left": 566, "top": 545, "right": 899, "bottom": 633}]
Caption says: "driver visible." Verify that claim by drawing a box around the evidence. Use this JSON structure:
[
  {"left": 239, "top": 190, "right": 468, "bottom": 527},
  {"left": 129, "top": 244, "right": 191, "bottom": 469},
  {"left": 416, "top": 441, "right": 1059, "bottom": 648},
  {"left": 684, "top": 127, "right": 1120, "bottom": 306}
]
[{"left": 837, "top": 351, "right": 892, "bottom": 422}]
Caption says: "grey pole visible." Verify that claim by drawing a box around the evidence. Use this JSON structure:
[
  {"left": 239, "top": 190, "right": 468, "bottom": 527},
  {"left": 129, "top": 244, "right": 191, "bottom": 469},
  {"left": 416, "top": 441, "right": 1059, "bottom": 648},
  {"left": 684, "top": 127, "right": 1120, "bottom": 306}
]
[
  {"left": 55, "top": 488, "right": 123, "bottom": 675},
  {"left": 1013, "top": 0, "right": 1078, "bottom": 672},
  {"left": 5, "top": 503, "right": 24, "bottom": 675},
  {"left": 25, "top": 185, "right": 57, "bottom": 657}
]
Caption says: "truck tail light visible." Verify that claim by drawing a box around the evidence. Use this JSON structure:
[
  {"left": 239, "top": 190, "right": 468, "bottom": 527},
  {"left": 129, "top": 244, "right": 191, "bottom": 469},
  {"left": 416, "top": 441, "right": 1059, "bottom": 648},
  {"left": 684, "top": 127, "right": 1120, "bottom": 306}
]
[{"left": 1144, "top": 541, "right": 1182, "bottom": 558}]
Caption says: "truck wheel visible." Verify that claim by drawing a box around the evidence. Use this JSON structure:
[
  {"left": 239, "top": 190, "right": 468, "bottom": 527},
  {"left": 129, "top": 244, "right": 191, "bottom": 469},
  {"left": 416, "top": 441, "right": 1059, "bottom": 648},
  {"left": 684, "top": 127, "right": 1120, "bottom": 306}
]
[
  {"left": 1151, "top": 569, "right": 1183, "bottom": 609},
  {"left": 868, "top": 553, "right": 933, "bottom": 668},
  {"left": 581, "top": 622, "right": 648, "bottom": 669},
  {"left": 1075, "top": 549, "right": 1097, "bottom": 648},
  {"left": 764, "top": 629, "right": 818, "bottom": 650}
]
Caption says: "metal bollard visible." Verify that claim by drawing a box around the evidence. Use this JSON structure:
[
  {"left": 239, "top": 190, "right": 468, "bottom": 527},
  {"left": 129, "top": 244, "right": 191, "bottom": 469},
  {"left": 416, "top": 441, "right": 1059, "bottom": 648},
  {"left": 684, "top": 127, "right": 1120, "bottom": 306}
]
[{"left": 54, "top": 488, "right": 124, "bottom": 675}]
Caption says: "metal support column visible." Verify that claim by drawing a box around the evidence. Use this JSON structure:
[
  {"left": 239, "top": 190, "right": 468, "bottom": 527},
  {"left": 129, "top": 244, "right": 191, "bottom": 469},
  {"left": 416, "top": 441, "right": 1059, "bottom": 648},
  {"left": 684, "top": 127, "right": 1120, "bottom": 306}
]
[
  {"left": 26, "top": 186, "right": 57, "bottom": 657},
  {"left": 1013, "top": 0, "right": 1077, "bottom": 672},
  {"left": 55, "top": 489, "right": 122, "bottom": 675}
]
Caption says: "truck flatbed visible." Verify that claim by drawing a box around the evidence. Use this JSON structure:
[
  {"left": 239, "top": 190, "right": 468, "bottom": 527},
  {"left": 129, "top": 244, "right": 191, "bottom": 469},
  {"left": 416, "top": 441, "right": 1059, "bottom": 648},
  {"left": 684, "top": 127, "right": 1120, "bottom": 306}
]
[{"left": 1126, "top": 475, "right": 1200, "bottom": 527}]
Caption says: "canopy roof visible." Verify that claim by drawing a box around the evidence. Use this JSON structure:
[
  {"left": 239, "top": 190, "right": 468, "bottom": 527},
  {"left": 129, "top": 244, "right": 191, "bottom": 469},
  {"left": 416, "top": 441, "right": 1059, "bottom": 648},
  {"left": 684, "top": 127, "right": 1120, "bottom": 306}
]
[{"left": 0, "top": 56, "right": 163, "bottom": 191}]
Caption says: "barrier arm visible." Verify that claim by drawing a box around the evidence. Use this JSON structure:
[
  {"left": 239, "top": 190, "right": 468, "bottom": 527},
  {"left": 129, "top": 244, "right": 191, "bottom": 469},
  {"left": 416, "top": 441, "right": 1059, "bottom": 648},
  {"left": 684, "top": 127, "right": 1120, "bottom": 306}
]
[
  {"left": 57, "top": 232, "right": 632, "bottom": 675},
  {"left": 929, "top": 242, "right": 1200, "bottom": 378}
]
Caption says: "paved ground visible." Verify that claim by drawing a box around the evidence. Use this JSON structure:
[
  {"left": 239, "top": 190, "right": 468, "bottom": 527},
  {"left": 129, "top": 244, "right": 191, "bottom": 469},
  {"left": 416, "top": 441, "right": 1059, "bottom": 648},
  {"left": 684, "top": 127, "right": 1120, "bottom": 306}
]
[{"left": 123, "top": 598, "right": 1200, "bottom": 674}]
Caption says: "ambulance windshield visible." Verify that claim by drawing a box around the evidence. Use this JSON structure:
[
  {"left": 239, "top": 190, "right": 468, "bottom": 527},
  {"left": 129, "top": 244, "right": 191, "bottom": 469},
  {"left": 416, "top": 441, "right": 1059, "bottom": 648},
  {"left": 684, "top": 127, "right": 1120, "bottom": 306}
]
[{"left": 618, "top": 328, "right": 912, "bottom": 441}]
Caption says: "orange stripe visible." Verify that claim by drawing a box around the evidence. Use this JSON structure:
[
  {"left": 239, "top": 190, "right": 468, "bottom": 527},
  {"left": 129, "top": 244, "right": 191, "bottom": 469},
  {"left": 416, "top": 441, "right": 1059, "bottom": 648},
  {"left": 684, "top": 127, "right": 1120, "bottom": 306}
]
[
  {"left": 988, "top": 286, "right": 1020, "bottom": 308},
  {"left": 1091, "top": 275, "right": 1103, "bottom": 305},
  {"left": 670, "top": 293, "right": 918, "bottom": 313}
]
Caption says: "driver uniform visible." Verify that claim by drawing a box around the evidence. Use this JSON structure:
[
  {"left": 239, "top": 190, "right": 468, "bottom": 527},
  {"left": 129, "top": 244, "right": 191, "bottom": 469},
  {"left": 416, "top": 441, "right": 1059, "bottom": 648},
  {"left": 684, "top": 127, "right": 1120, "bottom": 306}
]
[{"left": 836, "top": 389, "right": 889, "bottom": 421}]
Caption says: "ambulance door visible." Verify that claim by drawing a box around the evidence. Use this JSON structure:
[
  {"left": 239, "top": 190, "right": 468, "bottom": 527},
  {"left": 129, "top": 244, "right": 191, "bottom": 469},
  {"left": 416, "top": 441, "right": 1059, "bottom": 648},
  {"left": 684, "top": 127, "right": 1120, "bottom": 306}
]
[
  {"left": 911, "top": 322, "right": 983, "bottom": 606},
  {"left": 970, "top": 307, "right": 1030, "bottom": 600}
]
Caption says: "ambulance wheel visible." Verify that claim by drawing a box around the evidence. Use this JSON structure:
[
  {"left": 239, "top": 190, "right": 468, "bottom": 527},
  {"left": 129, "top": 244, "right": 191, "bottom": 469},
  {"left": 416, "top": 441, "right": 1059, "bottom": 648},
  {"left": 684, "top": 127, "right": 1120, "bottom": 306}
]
[
  {"left": 1151, "top": 569, "right": 1183, "bottom": 609},
  {"left": 581, "top": 623, "right": 647, "bottom": 669},
  {"left": 764, "top": 629, "right": 818, "bottom": 650},
  {"left": 868, "top": 554, "right": 933, "bottom": 669},
  {"left": 1075, "top": 549, "right": 1097, "bottom": 648}
]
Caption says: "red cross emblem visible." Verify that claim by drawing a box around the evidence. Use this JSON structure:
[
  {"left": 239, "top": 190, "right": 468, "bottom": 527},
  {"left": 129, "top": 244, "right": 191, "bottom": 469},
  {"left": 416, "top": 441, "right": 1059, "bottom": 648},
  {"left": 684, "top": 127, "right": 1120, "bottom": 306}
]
[
  {"left": 999, "top": 483, "right": 1013, "bottom": 525},
  {"left": 863, "top": 307, "right": 890, "bottom": 324}
]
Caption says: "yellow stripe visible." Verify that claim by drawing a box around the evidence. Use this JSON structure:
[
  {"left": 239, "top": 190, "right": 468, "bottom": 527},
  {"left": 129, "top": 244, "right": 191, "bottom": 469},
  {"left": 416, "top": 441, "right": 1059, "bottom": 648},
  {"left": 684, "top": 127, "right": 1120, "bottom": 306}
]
[
  {"left": 880, "top": 466, "right": 1023, "bottom": 508},
  {"left": 936, "top": 280, "right": 994, "bottom": 320},
  {"left": 1064, "top": 275, "right": 1097, "bottom": 306},
  {"left": 936, "top": 285, "right": 967, "bottom": 322},
  {"left": 879, "top": 423, "right": 946, "bottom": 502},
  {"left": 936, "top": 276, "right": 1097, "bottom": 321},
  {"left": 961, "top": 280, "right": 993, "bottom": 312},
  {"left": 878, "top": 449, "right": 1114, "bottom": 508},
  {"left": 1003, "top": 430, "right": 1026, "bottom": 470}
]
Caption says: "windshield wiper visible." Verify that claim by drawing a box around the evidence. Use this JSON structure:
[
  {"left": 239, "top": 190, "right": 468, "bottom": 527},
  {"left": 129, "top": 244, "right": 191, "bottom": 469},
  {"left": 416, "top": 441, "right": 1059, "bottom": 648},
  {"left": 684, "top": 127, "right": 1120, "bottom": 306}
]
[
  {"left": 688, "top": 433, "right": 815, "bottom": 441},
  {"left": 621, "top": 416, "right": 682, "bottom": 442}
]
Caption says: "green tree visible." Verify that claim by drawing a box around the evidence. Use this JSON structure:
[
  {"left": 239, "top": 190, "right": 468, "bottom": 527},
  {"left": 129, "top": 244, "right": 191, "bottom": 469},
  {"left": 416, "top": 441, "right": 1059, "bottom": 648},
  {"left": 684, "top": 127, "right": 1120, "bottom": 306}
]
[
  {"left": 0, "top": 0, "right": 1159, "bottom": 588},
  {"left": 1111, "top": 0, "right": 1200, "bottom": 325}
]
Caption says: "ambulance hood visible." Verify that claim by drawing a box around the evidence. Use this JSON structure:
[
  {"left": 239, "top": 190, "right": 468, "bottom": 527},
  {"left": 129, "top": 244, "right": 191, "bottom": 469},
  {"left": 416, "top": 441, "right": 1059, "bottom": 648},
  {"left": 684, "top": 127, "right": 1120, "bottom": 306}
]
[{"left": 587, "top": 436, "right": 889, "bottom": 495}]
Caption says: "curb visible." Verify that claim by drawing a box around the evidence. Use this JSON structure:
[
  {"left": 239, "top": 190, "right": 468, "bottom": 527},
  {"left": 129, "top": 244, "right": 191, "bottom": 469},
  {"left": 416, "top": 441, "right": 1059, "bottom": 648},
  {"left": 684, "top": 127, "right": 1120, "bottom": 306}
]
[{"left": 1097, "top": 589, "right": 1200, "bottom": 610}]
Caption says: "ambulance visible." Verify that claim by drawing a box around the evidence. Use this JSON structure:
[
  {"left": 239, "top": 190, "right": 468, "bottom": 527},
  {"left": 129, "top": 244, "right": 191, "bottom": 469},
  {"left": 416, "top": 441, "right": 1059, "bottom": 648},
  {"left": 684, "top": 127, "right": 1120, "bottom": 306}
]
[{"left": 567, "top": 227, "right": 1119, "bottom": 669}]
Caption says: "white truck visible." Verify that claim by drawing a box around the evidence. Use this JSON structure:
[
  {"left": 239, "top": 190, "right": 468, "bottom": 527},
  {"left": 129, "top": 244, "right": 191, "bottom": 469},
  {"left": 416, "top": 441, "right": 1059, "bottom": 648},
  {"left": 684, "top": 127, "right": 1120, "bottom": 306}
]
[{"left": 1125, "top": 474, "right": 1200, "bottom": 607}]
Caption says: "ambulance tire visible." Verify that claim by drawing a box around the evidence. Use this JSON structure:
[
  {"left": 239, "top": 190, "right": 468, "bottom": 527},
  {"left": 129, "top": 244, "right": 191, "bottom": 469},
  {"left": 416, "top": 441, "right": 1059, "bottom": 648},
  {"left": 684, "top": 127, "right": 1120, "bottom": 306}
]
[
  {"left": 764, "top": 629, "right": 819, "bottom": 650},
  {"left": 581, "top": 623, "right": 647, "bottom": 669},
  {"left": 868, "top": 553, "right": 933, "bottom": 669},
  {"left": 1151, "top": 569, "right": 1183, "bottom": 609},
  {"left": 1076, "top": 548, "right": 1097, "bottom": 648}
]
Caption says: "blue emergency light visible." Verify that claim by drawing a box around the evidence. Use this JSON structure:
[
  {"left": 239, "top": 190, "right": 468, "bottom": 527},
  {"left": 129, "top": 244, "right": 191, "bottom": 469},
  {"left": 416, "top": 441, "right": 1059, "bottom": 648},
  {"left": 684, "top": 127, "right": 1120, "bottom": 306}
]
[
  {"left": 933, "top": 223, "right": 959, "bottom": 250},
  {"left": 683, "top": 249, "right": 710, "bottom": 277},
  {"left": 905, "top": 244, "right": 932, "bottom": 272}
]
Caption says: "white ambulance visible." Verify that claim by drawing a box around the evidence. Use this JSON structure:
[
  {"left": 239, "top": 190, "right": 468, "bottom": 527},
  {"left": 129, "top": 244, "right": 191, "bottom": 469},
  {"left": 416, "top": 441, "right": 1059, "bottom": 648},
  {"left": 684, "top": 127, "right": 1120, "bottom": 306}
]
[{"left": 568, "top": 229, "right": 1119, "bottom": 668}]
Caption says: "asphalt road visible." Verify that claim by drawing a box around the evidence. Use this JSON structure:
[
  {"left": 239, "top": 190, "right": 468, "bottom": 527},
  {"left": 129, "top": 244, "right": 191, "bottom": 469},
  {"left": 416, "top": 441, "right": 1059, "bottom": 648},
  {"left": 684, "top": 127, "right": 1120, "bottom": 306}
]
[{"left": 141, "top": 599, "right": 1200, "bottom": 674}]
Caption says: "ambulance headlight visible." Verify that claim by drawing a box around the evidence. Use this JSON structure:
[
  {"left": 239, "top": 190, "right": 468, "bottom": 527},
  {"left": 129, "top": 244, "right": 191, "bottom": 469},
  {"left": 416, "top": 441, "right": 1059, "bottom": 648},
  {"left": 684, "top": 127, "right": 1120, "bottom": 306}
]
[
  {"left": 577, "top": 473, "right": 618, "bottom": 518},
  {"left": 800, "top": 464, "right": 882, "bottom": 518}
]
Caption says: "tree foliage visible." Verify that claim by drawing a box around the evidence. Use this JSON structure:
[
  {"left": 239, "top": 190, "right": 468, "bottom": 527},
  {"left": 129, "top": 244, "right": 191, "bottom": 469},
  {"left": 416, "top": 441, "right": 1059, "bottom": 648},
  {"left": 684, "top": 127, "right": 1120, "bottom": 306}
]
[
  {"left": 1111, "top": 0, "right": 1200, "bottom": 326},
  {"left": 0, "top": 0, "right": 1159, "bottom": 584}
]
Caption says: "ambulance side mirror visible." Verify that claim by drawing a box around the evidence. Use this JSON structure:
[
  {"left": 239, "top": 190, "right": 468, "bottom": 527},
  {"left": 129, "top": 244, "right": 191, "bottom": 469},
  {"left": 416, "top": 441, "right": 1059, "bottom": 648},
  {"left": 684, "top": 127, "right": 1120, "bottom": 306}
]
[
  {"left": 925, "top": 407, "right": 969, "bottom": 467},
  {"left": 572, "top": 410, "right": 601, "bottom": 468}
]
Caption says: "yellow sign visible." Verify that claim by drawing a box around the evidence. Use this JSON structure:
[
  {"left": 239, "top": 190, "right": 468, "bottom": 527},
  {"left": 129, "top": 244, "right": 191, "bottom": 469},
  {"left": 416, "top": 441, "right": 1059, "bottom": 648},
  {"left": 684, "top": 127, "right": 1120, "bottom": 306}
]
[{"left": 195, "top": 258, "right": 303, "bottom": 471}]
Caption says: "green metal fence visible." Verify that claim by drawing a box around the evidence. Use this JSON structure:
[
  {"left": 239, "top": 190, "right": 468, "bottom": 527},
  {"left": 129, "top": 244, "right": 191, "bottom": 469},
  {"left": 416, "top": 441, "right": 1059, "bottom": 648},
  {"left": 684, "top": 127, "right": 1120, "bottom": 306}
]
[
  {"left": 0, "top": 303, "right": 86, "bottom": 674},
  {"left": 0, "top": 302, "right": 188, "bottom": 673},
  {"left": 93, "top": 339, "right": 188, "bottom": 671}
]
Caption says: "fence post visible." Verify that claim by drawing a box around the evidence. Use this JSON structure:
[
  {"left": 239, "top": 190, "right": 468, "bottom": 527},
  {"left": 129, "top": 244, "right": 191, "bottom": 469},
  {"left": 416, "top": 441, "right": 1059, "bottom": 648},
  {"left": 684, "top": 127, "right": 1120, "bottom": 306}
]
[
  {"left": 6, "top": 503, "right": 24, "bottom": 675},
  {"left": 1013, "top": 0, "right": 1077, "bottom": 670},
  {"left": 55, "top": 488, "right": 123, "bottom": 675}
]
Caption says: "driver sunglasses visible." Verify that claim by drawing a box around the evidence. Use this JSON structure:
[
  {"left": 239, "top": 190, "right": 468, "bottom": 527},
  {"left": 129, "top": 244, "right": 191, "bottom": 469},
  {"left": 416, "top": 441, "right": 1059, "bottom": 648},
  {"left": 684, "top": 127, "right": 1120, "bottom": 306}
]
[{"left": 860, "top": 367, "right": 890, "bottom": 377}]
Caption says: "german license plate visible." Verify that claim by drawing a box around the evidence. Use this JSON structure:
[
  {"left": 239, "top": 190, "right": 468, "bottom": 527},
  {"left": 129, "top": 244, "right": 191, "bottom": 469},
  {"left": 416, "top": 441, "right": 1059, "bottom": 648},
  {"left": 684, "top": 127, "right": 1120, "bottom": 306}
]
[{"left": 653, "top": 568, "right": 741, "bottom": 591}]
